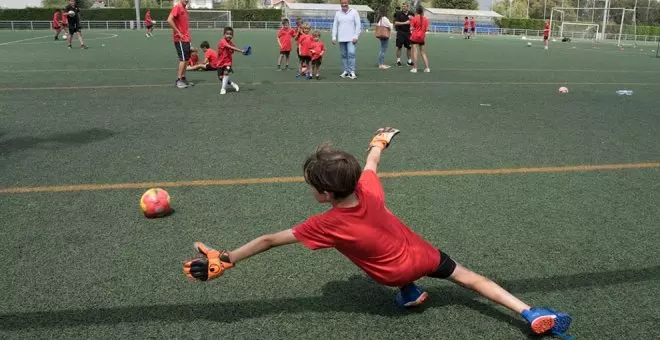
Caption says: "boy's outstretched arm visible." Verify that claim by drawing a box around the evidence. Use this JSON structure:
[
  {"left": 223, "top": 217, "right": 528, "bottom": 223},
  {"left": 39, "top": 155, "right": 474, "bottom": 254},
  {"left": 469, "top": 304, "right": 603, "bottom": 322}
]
[
  {"left": 183, "top": 229, "right": 298, "bottom": 281},
  {"left": 364, "top": 127, "right": 400, "bottom": 173},
  {"left": 228, "top": 229, "right": 298, "bottom": 262}
]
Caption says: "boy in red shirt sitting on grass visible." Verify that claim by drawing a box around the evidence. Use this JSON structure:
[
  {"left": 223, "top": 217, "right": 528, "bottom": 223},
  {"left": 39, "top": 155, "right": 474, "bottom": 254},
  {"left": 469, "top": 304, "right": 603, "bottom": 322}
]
[{"left": 184, "top": 128, "right": 573, "bottom": 338}]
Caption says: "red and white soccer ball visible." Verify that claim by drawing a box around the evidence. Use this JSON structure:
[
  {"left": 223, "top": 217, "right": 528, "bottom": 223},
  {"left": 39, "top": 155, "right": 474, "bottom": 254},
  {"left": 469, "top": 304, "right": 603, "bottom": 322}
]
[
  {"left": 558, "top": 86, "right": 569, "bottom": 94},
  {"left": 140, "top": 188, "right": 172, "bottom": 218}
]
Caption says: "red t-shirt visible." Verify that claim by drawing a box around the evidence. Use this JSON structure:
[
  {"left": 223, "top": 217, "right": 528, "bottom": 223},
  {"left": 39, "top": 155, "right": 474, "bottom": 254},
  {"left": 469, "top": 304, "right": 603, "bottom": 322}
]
[
  {"left": 463, "top": 20, "right": 469, "bottom": 29},
  {"left": 188, "top": 53, "right": 199, "bottom": 66},
  {"left": 62, "top": 14, "right": 68, "bottom": 25},
  {"left": 311, "top": 40, "right": 325, "bottom": 60},
  {"left": 203, "top": 48, "right": 217, "bottom": 65},
  {"left": 470, "top": 19, "right": 476, "bottom": 29},
  {"left": 299, "top": 34, "right": 313, "bottom": 57},
  {"left": 292, "top": 170, "right": 441, "bottom": 287},
  {"left": 278, "top": 28, "right": 294, "bottom": 52},
  {"left": 169, "top": 3, "right": 190, "bottom": 42},
  {"left": 144, "top": 11, "right": 152, "bottom": 26},
  {"left": 410, "top": 16, "right": 429, "bottom": 43},
  {"left": 543, "top": 23, "right": 550, "bottom": 36},
  {"left": 215, "top": 38, "right": 235, "bottom": 68},
  {"left": 53, "top": 12, "right": 61, "bottom": 28}
]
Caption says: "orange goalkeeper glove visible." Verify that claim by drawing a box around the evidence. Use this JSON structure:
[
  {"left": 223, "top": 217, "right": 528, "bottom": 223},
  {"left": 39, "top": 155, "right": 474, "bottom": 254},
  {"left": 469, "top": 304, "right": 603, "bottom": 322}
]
[
  {"left": 183, "top": 242, "right": 234, "bottom": 281},
  {"left": 368, "top": 127, "right": 400, "bottom": 151}
]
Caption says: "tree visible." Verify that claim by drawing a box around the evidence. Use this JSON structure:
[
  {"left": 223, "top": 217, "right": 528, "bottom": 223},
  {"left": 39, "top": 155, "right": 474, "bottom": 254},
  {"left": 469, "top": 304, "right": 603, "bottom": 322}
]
[{"left": 431, "top": 0, "right": 477, "bottom": 10}]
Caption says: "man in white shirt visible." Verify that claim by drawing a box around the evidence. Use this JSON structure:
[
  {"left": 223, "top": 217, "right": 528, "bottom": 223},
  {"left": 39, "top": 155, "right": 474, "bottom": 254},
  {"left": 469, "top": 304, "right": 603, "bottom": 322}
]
[{"left": 332, "top": 0, "right": 361, "bottom": 79}]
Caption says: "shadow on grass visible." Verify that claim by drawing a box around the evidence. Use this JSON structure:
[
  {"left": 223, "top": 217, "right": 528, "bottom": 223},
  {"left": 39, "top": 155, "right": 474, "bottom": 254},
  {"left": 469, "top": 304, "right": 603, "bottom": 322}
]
[
  {"left": 1, "top": 265, "right": 658, "bottom": 332},
  {"left": 0, "top": 128, "right": 117, "bottom": 155}
]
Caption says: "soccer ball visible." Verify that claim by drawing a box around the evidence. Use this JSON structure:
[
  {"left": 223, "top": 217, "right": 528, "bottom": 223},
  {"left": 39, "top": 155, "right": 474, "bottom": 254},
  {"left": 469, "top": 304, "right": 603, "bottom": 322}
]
[
  {"left": 68, "top": 10, "right": 75, "bottom": 17},
  {"left": 558, "top": 87, "right": 569, "bottom": 94},
  {"left": 140, "top": 188, "right": 172, "bottom": 218},
  {"left": 527, "top": 42, "right": 532, "bottom": 47},
  {"left": 62, "top": 34, "right": 67, "bottom": 39}
]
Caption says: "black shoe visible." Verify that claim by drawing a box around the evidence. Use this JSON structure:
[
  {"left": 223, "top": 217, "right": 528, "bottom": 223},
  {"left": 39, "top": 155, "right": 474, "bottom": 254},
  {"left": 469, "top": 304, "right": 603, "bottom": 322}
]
[{"left": 396, "top": 61, "right": 402, "bottom": 67}]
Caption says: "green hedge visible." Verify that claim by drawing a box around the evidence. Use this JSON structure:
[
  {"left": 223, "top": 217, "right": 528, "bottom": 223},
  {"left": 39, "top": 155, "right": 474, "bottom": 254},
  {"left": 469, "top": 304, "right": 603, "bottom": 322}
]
[{"left": 0, "top": 8, "right": 281, "bottom": 22}]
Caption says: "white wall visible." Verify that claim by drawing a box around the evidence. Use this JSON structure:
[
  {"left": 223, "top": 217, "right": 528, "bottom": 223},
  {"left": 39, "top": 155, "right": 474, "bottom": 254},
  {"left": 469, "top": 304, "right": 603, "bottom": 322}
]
[{"left": 0, "top": 0, "right": 43, "bottom": 8}]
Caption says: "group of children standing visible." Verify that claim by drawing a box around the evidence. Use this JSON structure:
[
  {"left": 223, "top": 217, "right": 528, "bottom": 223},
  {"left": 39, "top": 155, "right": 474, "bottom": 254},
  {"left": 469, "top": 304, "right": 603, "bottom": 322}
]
[{"left": 277, "top": 18, "right": 326, "bottom": 80}]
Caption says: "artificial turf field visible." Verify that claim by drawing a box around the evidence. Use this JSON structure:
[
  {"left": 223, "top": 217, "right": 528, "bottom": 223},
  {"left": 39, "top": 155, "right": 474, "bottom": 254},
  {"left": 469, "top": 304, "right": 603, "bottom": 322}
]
[{"left": 0, "top": 28, "right": 659, "bottom": 339}]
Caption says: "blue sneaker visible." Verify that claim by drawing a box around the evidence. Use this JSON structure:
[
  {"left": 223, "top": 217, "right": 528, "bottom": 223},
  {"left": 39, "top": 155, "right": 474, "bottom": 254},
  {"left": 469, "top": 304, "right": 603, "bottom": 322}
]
[
  {"left": 522, "top": 307, "right": 573, "bottom": 336},
  {"left": 395, "top": 283, "right": 428, "bottom": 308}
]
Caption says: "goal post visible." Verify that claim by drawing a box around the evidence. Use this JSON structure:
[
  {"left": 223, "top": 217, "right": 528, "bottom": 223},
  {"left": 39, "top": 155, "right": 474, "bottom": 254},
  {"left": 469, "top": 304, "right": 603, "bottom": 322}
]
[
  {"left": 186, "top": 10, "right": 233, "bottom": 27},
  {"left": 560, "top": 22, "right": 600, "bottom": 41},
  {"left": 550, "top": 7, "right": 637, "bottom": 47}
]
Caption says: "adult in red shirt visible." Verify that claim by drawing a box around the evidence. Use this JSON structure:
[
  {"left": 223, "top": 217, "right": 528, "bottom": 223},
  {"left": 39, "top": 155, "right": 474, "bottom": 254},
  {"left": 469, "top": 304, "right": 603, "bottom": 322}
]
[
  {"left": 409, "top": 6, "right": 429, "bottom": 73},
  {"left": 144, "top": 9, "right": 154, "bottom": 38},
  {"left": 167, "top": 0, "right": 192, "bottom": 89},
  {"left": 183, "top": 128, "right": 574, "bottom": 338},
  {"left": 52, "top": 9, "right": 62, "bottom": 40},
  {"left": 543, "top": 19, "right": 550, "bottom": 50}
]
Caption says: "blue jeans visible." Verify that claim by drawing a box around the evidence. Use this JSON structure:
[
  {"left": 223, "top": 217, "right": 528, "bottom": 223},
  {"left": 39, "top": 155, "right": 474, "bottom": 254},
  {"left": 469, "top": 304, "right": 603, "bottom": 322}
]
[
  {"left": 378, "top": 38, "right": 389, "bottom": 65},
  {"left": 339, "top": 41, "right": 356, "bottom": 73}
]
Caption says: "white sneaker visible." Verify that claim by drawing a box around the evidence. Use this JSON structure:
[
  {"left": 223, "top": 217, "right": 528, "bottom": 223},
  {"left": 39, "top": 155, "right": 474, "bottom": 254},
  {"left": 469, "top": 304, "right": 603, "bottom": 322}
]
[
  {"left": 544, "top": 46, "right": 548, "bottom": 50},
  {"left": 410, "top": 68, "right": 418, "bottom": 73},
  {"left": 379, "top": 65, "right": 391, "bottom": 69},
  {"left": 231, "top": 82, "right": 239, "bottom": 92},
  {"left": 340, "top": 71, "right": 348, "bottom": 78},
  {"left": 424, "top": 68, "right": 430, "bottom": 73},
  {"left": 220, "top": 88, "right": 226, "bottom": 95},
  {"left": 348, "top": 72, "right": 357, "bottom": 79}
]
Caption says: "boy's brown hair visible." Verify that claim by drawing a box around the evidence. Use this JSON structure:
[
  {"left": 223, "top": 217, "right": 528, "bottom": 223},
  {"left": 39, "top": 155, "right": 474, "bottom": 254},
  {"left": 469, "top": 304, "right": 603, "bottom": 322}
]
[
  {"left": 303, "top": 143, "right": 362, "bottom": 200},
  {"left": 312, "top": 30, "right": 321, "bottom": 38}
]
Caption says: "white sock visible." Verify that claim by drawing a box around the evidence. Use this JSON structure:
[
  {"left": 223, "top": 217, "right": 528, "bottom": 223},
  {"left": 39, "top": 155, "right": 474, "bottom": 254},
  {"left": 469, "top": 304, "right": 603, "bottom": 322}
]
[{"left": 221, "top": 76, "right": 229, "bottom": 89}]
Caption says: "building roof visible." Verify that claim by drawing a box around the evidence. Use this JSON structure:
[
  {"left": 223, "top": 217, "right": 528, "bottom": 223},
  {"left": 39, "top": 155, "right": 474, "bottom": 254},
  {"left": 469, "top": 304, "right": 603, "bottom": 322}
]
[
  {"left": 284, "top": 3, "right": 374, "bottom": 12},
  {"left": 424, "top": 8, "right": 504, "bottom": 18}
]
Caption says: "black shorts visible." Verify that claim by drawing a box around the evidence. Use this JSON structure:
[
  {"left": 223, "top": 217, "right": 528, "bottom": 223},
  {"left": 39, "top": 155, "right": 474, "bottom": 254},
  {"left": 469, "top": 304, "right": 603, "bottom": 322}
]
[
  {"left": 543, "top": 35, "right": 549, "bottom": 41},
  {"left": 470, "top": 27, "right": 475, "bottom": 32},
  {"left": 396, "top": 32, "right": 411, "bottom": 49},
  {"left": 205, "top": 64, "right": 217, "bottom": 71},
  {"left": 311, "top": 58, "right": 322, "bottom": 66},
  {"left": 411, "top": 39, "right": 425, "bottom": 46},
  {"left": 174, "top": 41, "right": 191, "bottom": 62},
  {"left": 280, "top": 51, "right": 291, "bottom": 56},
  {"left": 146, "top": 24, "right": 153, "bottom": 29},
  {"left": 300, "top": 56, "right": 311, "bottom": 64},
  {"left": 68, "top": 26, "right": 80, "bottom": 35},
  {"left": 216, "top": 66, "right": 233, "bottom": 78},
  {"left": 427, "top": 250, "right": 457, "bottom": 279}
]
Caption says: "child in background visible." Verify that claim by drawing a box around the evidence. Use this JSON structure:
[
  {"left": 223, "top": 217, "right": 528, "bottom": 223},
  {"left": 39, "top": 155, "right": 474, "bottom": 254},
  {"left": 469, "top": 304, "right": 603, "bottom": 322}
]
[
  {"left": 187, "top": 41, "right": 218, "bottom": 71},
  {"left": 183, "top": 127, "right": 574, "bottom": 339},
  {"left": 309, "top": 30, "right": 325, "bottom": 80},
  {"left": 216, "top": 26, "right": 247, "bottom": 95},
  {"left": 410, "top": 6, "right": 430, "bottom": 73},
  {"left": 52, "top": 9, "right": 62, "bottom": 40},
  {"left": 145, "top": 9, "right": 155, "bottom": 38},
  {"left": 297, "top": 23, "right": 313, "bottom": 79},
  {"left": 277, "top": 18, "right": 295, "bottom": 71},
  {"left": 294, "top": 18, "right": 304, "bottom": 75},
  {"left": 186, "top": 47, "right": 199, "bottom": 70}
]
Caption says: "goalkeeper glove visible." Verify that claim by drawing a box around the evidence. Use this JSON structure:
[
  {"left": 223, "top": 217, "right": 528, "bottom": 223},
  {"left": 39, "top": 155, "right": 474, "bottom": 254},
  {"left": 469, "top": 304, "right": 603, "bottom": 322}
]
[
  {"left": 183, "top": 242, "right": 234, "bottom": 281},
  {"left": 368, "top": 127, "right": 400, "bottom": 151}
]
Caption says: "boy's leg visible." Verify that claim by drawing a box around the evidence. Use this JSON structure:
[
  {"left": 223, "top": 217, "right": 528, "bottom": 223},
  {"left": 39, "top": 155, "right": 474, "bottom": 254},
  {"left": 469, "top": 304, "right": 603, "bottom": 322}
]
[
  {"left": 429, "top": 252, "right": 572, "bottom": 336},
  {"left": 277, "top": 53, "right": 283, "bottom": 70}
]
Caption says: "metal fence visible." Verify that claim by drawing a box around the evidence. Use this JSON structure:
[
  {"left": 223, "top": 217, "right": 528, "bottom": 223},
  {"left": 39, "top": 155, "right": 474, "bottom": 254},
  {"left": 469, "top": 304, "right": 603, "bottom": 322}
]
[{"left": 2, "top": 20, "right": 659, "bottom": 44}]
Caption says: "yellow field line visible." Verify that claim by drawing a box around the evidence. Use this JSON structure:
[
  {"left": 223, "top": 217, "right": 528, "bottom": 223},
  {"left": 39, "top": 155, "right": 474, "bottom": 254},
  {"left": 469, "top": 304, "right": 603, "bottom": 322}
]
[
  {"left": 2, "top": 81, "right": 660, "bottom": 92},
  {"left": 1, "top": 162, "right": 658, "bottom": 195}
]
